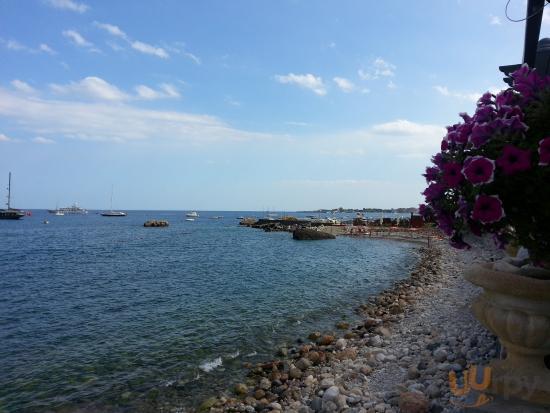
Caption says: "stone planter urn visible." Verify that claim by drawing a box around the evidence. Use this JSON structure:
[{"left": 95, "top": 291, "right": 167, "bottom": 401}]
[{"left": 464, "top": 263, "right": 550, "bottom": 404}]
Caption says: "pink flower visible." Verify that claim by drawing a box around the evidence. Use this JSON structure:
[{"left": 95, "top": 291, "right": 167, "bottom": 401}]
[
  {"left": 423, "top": 166, "right": 440, "bottom": 182},
  {"left": 462, "top": 156, "right": 495, "bottom": 186},
  {"left": 470, "top": 123, "right": 494, "bottom": 148},
  {"left": 538, "top": 137, "right": 550, "bottom": 166},
  {"left": 442, "top": 162, "right": 463, "bottom": 188},
  {"left": 422, "top": 182, "right": 445, "bottom": 202},
  {"left": 496, "top": 145, "right": 531, "bottom": 175},
  {"left": 471, "top": 195, "right": 505, "bottom": 224}
]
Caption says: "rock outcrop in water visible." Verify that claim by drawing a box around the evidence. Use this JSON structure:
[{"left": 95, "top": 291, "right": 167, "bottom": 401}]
[
  {"left": 292, "top": 228, "right": 336, "bottom": 240},
  {"left": 143, "top": 220, "right": 169, "bottom": 227}
]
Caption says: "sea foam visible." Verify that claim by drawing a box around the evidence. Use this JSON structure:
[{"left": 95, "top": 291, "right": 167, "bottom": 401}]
[{"left": 199, "top": 357, "right": 223, "bottom": 372}]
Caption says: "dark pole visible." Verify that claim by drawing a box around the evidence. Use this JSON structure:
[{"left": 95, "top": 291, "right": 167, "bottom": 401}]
[
  {"left": 7, "top": 172, "right": 11, "bottom": 209},
  {"left": 523, "top": 0, "right": 546, "bottom": 66}
]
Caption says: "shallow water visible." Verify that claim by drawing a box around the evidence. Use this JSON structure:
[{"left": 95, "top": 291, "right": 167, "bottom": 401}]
[{"left": 0, "top": 211, "right": 417, "bottom": 412}]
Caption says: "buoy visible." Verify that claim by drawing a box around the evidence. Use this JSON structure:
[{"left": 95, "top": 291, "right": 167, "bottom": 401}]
[{"left": 43, "top": 220, "right": 49, "bottom": 224}]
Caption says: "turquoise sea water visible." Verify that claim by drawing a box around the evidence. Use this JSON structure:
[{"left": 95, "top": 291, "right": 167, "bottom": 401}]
[{"left": 0, "top": 211, "right": 417, "bottom": 412}]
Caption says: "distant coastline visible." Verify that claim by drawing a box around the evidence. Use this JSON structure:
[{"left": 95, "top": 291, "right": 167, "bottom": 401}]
[{"left": 299, "top": 207, "right": 418, "bottom": 214}]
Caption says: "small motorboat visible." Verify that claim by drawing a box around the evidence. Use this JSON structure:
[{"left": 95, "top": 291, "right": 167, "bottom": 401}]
[{"left": 186, "top": 211, "right": 199, "bottom": 218}]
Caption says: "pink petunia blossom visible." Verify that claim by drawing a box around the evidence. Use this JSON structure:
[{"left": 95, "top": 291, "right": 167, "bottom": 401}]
[
  {"left": 471, "top": 195, "right": 505, "bottom": 224},
  {"left": 462, "top": 156, "right": 495, "bottom": 186},
  {"left": 442, "top": 162, "right": 463, "bottom": 188},
  {"left": 496, "top": 145, "right": 531, "bottom": 175}
]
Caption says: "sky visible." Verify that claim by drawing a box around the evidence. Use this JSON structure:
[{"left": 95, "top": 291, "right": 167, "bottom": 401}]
[{"left": 1, "top": 0, "right": 550, "bottom": 211}]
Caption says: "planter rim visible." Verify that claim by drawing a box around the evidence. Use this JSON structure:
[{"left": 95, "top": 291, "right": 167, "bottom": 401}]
[{"left": 464, "top": 263, "right": 550, "bottom": 300}]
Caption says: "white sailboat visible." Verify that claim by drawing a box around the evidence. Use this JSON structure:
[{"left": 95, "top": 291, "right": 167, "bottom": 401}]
[{"left": 101, "top": 186, "right": 127, "bottom": 217}]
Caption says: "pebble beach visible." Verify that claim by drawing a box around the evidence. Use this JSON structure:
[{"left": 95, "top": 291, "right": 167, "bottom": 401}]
[{"left": 198, "top": 240, "right": 502, "bottom": 413}]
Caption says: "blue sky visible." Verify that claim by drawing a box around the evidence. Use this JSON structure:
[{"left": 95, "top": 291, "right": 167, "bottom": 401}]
[{"left": 1, "top": 0, "right": 549, "bottom": 210}]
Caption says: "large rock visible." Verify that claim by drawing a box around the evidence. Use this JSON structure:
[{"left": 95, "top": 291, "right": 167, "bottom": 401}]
[
  {"left": 398, "top": 392, "right": 429, "bottom": 413},
  {"left": 234, "top": 383, "right": 248, "bottom": 396},
  {"left": 143, "top": 220, "right": 169, "bottom": 227},
  {"left": 292, "top": 228, "right": 335, "bottom": 240},
  {"left": 322, "top": 386, "right": 340, "bottom": 403}
]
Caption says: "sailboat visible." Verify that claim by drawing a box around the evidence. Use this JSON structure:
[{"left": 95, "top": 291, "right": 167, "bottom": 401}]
[
  {"left": 101, "top": 186, "right": 127, "bottom": 217},
  {"left": 0, "top": 172, "right": 25, "bottom": 220}
]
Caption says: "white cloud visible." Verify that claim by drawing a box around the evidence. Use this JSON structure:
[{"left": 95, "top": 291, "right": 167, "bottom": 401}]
[
  {"left": 45, "top": 0, "right": 89, "bottom": 13},
  {"left": 33, "top": 136, "right": 55, "bottom": 144},
  {"left": 285, "top": 121, "right": 309, "bottom": 126},
  {"left": 358, "top": 69, "right": 374, "bottom": 81},
  {"left": 433, "top": 85, "right": 480, "bottom": 102},
  {"left": 62, "top": 30, "right": 93, "bottom": 47},
  {"left": 358, "top": 57, "right": 396, "bottom": 81},
  {"left": 373, "top": 58, "right": 396, "bottom": 77},
  {"left": 131, "top": 41, "right": 169, "bottom": 59},
  {"left": 371, "top": 119, "right": 443, "bottom": 137},
  {"left": 135, "top": 85, "right": 162, "bottom": 100},
  {"left": 5, "top": 39, "right": 28, "bottom": 51},
  {"left": 94, "top": 22, "right": 128, "bottom": 39},
  {"left": 275, "top": 73, "right": 327, "bottom": 96},
  {"left": 387, "top": 80, "right": 397, "bottom": 90},
  {"left": 183, "top": 51, "right": 201, "bottom": 65},
  {"left": 107, "top": 42, "right": 125, "bottom": 51},
  {"left": 159, "top": 83, "right": 180, "bottom": 98},
  {"left": 1, "top": 38, "right": 57, "bottom": 55},
  {"left": 94, "top": 22, "right": 186, "bottom": 61},
  {"left": 11, "top": 80, "right": 36, "bottom": 94},
  {"left": 39, "top": 43, "right": 56, "bottom": 54},
  {"left": 333, "top": 77, "right": 355, "bottom": 92},
  {"left": 0, "top": 87, "right": 274, "bottom": 144},
  {"left": 135, "top": 83, "right": 180, "bottom": 100},
  {"left": 164, "top": 42, "right": 202, "bottom": 65},
  {"left": 313, "top": 119, "right": 444, "bottom": 159},
  {"left": 50, "top": 77, "right": 129, "bottom": 101},
  {"left": 489, "top": 14, "right": 502, "bottom": 25},
  {"left": 0, "top": 133, "right": 12, "bottom": 142},
  {"left": 225, "top": 96, "right": 241, "bottom": 106}
]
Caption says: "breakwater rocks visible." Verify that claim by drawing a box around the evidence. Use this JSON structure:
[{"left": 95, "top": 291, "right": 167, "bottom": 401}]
[
  {"left": 143, "top": 220, "right": 169, "bottom": 227},
  {"left": 293, "top": 229, "right": 336, "bottom": 240},
  {"left": 198, "top": 244, "right": 499, "bottom": 413}
]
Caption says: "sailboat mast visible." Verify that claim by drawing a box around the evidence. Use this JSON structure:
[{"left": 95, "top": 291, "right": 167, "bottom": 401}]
[
  {"left": 110, "top": 185, "right": 113, "bottom": 211},
  {"left": 7, "top": 172, "right": 11, "bottom": 209}
]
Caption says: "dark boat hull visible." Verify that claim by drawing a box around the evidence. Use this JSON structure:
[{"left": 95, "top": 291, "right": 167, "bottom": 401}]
[{"left": 0, "top": 210, "right": 25, "bottom": 220}]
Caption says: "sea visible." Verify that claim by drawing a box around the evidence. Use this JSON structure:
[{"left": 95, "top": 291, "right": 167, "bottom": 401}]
[{"left": 0, "top": 210, "right": 418, "bottom": 412}]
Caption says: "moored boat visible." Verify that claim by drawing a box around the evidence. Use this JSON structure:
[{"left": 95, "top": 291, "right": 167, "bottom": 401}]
[
  {"left": 101, "top": 186, "right": 127, "bottom": 217},
  {"left": 48, "top": 203, "right": 88, "bottom": 215},
  {"left": 0, "top": 172, "right": 25, "bottom": 220}
]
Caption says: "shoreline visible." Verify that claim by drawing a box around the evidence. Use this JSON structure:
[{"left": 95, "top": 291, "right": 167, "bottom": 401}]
[{"left": 195, "top": 240, "right": 498, "bottom": 413}]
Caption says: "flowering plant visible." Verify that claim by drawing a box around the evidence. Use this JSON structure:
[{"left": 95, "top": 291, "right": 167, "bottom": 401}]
[{"left": 420, "top": 65, "right": 550, "bottom": 264}]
